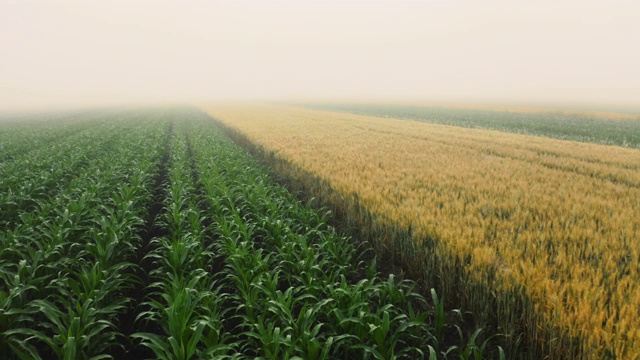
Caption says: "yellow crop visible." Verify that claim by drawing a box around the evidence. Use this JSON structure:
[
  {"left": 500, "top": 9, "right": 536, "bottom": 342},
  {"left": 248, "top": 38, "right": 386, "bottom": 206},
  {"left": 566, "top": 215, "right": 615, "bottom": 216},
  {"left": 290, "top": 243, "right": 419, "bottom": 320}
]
[{"left": 204, "top": 103, "right": 640, "bottom": 359}]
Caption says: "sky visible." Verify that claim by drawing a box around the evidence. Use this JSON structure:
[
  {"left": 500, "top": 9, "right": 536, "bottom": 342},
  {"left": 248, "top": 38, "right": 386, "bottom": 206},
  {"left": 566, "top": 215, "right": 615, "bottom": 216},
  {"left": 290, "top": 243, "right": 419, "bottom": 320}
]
[{"left": 1, "top": 0, "right": 639, "bottom": 111}]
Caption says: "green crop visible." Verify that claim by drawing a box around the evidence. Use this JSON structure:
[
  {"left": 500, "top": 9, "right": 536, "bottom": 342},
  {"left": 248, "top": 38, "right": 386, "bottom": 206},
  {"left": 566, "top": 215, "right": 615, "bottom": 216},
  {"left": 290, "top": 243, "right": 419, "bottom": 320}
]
[{"left": 1, "top": 108, "right": 495, "bottom": 359}]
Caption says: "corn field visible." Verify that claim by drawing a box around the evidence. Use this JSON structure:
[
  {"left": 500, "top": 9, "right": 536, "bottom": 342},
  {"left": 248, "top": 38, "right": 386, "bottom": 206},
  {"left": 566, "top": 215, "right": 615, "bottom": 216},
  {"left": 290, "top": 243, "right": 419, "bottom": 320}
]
[
  {"left": 0, "top": 108, "right": 495, "bottom": 359},
  {"left": 206, "top": 103, "right": 640, "bottom": 359}
]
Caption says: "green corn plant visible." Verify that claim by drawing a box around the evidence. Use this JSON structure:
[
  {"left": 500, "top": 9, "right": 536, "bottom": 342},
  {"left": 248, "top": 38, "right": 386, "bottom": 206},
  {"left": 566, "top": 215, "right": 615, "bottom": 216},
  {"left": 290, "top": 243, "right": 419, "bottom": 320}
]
[
  {"left": 25, "top": 296, "right": 122, "bottom": 359},
  {"left": 455, "top": 327, "right": 485, "bottom": 360},
  {"left": 431, "top": 288, "right": 447, "bottom": 346},
  {"left": 243, "top": 316, "right": 294, "bottom": 360},
  {"left": 134, "top": 285, "right": 207, "bottom": 360},
  {"left": 290, "top": 299, "right": 337, "bottom": 360},
  {"left": 0, "top": 289, "right": 38, "bottom": 357}
]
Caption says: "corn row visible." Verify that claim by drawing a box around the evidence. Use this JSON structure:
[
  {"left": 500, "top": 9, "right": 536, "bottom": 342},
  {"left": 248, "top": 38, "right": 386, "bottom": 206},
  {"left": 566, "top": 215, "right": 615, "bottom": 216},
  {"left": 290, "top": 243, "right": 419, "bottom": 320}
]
[
  {"left": 0, "top": 110, "right": 168, "bottom": 358},
  {"left": 133, "top": 119, "right": 232, "bottom": 359}
]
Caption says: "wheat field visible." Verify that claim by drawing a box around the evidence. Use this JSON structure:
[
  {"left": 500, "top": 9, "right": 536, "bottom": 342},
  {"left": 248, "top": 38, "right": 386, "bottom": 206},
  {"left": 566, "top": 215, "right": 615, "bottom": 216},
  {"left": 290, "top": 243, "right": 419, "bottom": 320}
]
[{"left": 204, "top": 103, "right": 640, "bottom": 359}]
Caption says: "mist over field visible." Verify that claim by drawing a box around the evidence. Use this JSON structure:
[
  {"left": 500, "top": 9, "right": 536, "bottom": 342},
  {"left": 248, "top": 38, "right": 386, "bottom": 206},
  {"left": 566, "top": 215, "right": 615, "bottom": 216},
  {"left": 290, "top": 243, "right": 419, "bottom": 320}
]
[
  {"left": 4, "top": 2, "right": 640, "bottom": 359},
  {"left": 1, "top": 0, "right": 640, "bottom": 112}
]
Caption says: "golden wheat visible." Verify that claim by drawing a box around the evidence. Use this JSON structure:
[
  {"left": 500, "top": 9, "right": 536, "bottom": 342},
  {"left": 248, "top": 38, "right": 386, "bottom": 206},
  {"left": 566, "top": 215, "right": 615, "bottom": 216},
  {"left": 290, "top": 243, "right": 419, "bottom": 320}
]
[{"left": 204, "top": 103, "right": 640, "bottom": 358}]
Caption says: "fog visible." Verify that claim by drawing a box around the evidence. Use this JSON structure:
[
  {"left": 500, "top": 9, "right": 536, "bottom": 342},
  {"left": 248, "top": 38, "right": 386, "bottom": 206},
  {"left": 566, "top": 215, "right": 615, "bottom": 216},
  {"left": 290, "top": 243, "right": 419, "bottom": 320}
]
[{"left": 2, "top": 0, "right": 639, "bottom": 112}]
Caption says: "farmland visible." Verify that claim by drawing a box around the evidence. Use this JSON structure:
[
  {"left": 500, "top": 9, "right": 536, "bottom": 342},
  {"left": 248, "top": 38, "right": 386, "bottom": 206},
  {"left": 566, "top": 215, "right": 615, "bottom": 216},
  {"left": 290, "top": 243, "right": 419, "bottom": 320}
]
[
  {"left": 206, "top": 103, "right": 640, "bottom": 359},
  {"left": 0, "top": 108, "right": 488, "bottom": 359},
  {"left": 306, "top": 102, "right": 640, "bottom": 148}
]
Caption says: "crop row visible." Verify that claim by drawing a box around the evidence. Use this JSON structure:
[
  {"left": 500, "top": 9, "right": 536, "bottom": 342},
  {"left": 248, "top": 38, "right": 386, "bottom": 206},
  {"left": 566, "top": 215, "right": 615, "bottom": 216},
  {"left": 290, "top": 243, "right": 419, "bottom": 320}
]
[
  {"left": 2, "top": 108, "right": 494, "bottom": 359},
  {"left": 0, "top": 110, "right": 170, "bottom": 227},
  {"left": 0, "top": 110, "right": 170, "bottom": 358}
]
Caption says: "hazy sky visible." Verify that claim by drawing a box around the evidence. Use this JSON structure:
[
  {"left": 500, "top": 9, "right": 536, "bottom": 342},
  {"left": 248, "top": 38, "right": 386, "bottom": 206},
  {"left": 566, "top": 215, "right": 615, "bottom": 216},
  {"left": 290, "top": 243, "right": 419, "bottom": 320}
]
[{"left": 1, "top": 0, "right": 639, "bottom": 111}]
